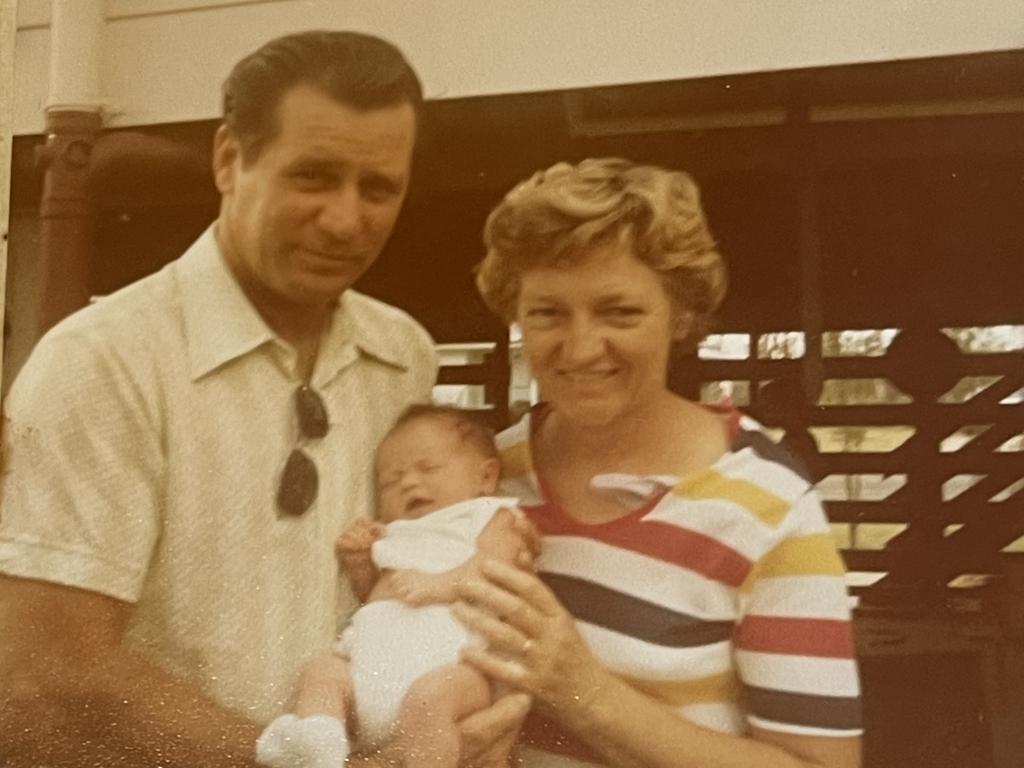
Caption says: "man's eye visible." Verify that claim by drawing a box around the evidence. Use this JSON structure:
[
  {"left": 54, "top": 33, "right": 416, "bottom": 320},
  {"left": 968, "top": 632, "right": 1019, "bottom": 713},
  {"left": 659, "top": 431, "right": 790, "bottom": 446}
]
[
  {"left": 292, "top": 167, "right": 334, "bottom": 187},
  {"left": 526, "top": 307, "right": 559, "bottom": 318},
  {"left": 360, "top": 178, "right": 401, "bottom": 203}
]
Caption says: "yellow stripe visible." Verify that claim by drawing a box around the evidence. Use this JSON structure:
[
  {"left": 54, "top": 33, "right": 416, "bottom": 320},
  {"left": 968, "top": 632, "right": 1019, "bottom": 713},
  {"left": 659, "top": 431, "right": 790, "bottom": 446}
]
[
  {"left": 741, "top": 533, "right": 846, "bottom": 592},
  {"left": 622, "top": 671, "right": 740, "bottom": 708},
  {"left": 673, "top": 469, "right": 789, "bottom": 528},
  {"left": 499, "top": 440, "right": 532, "bottom": 479}
]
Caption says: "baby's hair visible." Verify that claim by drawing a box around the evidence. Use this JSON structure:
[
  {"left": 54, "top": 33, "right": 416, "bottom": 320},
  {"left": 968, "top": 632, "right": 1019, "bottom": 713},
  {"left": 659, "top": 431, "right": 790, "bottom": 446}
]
[{"left": 388, "top": 404, "right": 499, "bottom": 462}]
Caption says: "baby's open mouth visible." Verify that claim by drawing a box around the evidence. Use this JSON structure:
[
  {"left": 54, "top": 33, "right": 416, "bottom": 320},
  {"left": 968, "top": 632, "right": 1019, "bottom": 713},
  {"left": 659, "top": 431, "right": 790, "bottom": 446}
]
[{"left": 403, "top": 497, "right": 434, "bottom": 515}]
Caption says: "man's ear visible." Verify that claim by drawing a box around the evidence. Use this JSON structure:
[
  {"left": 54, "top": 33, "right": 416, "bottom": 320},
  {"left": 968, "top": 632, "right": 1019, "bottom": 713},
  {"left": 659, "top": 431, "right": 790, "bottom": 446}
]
[
  {"left": 212, "top": 125, "right": 241, "bottom": 194},
  {"left": 479, "top": 457, "right": 501, "bottom": 495}
]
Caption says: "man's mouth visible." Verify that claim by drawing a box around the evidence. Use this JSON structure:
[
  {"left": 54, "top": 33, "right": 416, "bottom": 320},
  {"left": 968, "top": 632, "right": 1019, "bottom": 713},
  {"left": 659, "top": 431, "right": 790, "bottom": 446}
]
[{"left": 300, "top": 248, "right": 364, "bottom": 269}]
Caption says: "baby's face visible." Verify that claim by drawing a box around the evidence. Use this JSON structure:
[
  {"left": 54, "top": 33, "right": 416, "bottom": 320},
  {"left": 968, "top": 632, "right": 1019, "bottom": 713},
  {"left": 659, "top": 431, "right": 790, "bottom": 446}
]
[{"left": 375, "top": 418, "right": 497, "bottom": 523}]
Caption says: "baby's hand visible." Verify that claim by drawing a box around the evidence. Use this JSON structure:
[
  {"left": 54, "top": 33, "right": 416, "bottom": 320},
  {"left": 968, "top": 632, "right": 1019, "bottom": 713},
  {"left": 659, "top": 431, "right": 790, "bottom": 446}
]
[
  {"left": 336, "top": 518, "right": 385, "bottom": 561},
  {"left": 385, "top": 569, "right": 464, "bottom": 607}
]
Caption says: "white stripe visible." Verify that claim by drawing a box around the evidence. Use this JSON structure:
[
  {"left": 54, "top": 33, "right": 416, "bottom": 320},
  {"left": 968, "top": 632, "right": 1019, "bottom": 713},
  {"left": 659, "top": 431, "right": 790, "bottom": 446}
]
[
  {"left": 717, "top": 447, "right": 811, "bottom": 503},
  {"left": 748, "top": 715, "right": 864, "bottom": 738},
  {"left": 743, "top": 575, "right": 853, "bottom": 620},
  {"left": 781, "top": 493, "right": 833, "bottom": 536},
  {"left": 579, "top": 622, "right": 733, "bottom": 680},
  {"left": 539, "top": 535, "right": 738, "bottom": 621},
  {"left": 645, "top": 496, "right": 774, "bottom": 561},
  {"left": 735, "top": 650, "right": 861, "bottom": 698}
]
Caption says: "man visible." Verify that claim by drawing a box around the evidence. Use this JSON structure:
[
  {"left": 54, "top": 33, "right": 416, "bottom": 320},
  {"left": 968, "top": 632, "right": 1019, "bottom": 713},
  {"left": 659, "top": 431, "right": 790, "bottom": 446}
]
[{"left": 0, "top": 31, "right": 526, "bottom": 767}]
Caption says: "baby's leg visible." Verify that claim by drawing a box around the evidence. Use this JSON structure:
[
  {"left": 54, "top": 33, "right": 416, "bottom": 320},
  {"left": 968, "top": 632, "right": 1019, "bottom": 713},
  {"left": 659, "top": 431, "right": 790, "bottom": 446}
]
[
  {"left": 393, "top": 662, "right": 492, "bottom": 768},
  {"left": 256, "top": 654, "right": 355, "bottom": 767},
  {"left": 294, "top": 653, "right": 355, "bottom": 722}
]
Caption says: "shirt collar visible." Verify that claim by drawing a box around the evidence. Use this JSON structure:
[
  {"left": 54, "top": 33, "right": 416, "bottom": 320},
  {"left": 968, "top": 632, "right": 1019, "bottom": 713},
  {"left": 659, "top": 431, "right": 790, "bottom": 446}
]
[
  {"left": 178, "top": 225, "right": 409, "bottom": 382},
  {"left": 178, "top": 225, "right": 275, "bottom": 381}
]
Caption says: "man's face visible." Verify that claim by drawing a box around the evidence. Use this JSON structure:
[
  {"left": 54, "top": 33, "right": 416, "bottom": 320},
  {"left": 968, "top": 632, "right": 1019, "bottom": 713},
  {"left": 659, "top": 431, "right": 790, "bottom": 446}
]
[{"left": 214, "top": 83, "right": 416, "bottom": 309}]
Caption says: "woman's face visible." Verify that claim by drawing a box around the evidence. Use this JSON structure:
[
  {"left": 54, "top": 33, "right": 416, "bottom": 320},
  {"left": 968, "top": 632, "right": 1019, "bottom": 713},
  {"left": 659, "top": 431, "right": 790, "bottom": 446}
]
[{"left": 516, "top": 238, "right": 677, "bottom": 428}]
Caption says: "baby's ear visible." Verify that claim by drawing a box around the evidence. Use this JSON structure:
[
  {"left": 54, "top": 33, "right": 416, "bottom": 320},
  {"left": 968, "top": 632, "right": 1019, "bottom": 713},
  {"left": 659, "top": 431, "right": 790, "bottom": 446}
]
[{"left": 479, "top": 457, "right": 501, "bottom": 494}]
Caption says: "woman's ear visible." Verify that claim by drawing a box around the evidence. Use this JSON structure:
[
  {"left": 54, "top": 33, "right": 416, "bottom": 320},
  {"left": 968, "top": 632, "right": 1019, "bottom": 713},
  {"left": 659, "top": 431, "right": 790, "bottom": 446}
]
[
  {"left": 479, "top": 457, "right": 501, "bottom": 495},
  {"left": 212, "top": 125, "right": 241, "bottom": 194},
  {"left": 671, "top": 309, "right": 695, "bottom": 341}
]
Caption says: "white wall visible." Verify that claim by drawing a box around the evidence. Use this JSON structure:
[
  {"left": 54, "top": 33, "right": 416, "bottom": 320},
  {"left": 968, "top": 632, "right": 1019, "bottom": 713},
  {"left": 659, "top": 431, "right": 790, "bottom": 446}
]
[
  {"left": 12, "top": 0, "right": 1024, "bottom": 135},
  {"left": 1, "top": 0, "right": 17, "bottom": 389}
]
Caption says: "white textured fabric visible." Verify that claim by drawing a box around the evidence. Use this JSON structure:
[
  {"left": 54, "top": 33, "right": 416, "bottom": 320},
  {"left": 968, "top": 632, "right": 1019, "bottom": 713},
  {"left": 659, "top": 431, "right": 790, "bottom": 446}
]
[
  {"left": 372, "top": 496, "right": 519, "bottom": 574},
  {"left": 256, "top": 713, "right": 350, "bottom": 768},
  {"left": 346, "top": 497, "right": 516, "bottom": 745},
  {"left": 348, "top": 601, "right": 473, "bottom": 746},
  {"left": 0, "top": 226, "right": 438, "bottom": 724}
]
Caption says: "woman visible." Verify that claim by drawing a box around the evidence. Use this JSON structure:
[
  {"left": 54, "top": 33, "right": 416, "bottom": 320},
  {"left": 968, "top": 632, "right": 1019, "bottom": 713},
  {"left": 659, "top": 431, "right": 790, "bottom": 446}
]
[{"left": 453, "top": 158, "right": 863, "bottom": 768}]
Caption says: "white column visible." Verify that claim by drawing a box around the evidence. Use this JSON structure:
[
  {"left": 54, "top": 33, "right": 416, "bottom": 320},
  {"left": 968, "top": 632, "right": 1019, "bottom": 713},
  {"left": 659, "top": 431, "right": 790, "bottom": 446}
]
[{"left": 47, "top": 0, "right": 106, "bottom": 115}]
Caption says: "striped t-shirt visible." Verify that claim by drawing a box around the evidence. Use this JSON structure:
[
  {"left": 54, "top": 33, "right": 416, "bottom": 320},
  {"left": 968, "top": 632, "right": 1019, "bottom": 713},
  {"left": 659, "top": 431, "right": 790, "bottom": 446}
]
[{"left": 496, "top": 406, "right": 862, "bottom": 766}]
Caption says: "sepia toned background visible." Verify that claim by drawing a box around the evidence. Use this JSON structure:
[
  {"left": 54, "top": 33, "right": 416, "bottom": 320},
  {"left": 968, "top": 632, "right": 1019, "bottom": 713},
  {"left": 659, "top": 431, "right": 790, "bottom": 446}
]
[{"left": 3, "top": 3, "right": 1023, "bottom": 766}]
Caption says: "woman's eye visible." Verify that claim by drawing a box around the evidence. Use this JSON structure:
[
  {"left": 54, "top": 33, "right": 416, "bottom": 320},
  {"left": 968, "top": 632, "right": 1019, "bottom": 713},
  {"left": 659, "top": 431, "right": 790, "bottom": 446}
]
[
  {"left": 604, "top": 306, "right": 643, "bottom": 321},
  {"left": 526, "top": 307, "right": 559, "bottom": 318}
]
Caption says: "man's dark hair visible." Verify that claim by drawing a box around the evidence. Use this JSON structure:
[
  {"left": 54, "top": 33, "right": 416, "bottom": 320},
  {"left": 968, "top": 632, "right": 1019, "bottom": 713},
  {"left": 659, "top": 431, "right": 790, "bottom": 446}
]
[{"left": 221, "top": 30, "right": 424, "bottom": 162}]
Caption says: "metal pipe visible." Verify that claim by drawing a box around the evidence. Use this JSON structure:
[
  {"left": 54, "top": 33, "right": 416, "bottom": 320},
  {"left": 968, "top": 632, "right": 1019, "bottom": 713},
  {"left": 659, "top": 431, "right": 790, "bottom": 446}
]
[{"left": 36, "top": 0, "right": 106, "bottom": 335}]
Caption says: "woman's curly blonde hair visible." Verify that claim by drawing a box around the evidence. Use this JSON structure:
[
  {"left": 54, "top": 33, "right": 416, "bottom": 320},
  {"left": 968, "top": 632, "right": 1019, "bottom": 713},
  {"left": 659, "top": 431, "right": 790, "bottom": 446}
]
[{"left": 476, "top": 157, "right": 727, "bottom": 349}]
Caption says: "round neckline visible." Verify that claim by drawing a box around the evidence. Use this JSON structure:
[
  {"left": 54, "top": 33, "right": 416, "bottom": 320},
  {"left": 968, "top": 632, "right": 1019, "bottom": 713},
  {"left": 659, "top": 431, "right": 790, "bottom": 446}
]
[{"left": 525, "top": 400, "right": 740, "bottom": 529}]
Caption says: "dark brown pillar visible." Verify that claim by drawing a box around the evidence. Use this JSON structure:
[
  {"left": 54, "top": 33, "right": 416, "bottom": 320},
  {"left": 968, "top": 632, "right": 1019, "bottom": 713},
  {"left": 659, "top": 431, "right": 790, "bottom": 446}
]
[{"left": 36, "top": 109, "right": 103, "bottom": 336}]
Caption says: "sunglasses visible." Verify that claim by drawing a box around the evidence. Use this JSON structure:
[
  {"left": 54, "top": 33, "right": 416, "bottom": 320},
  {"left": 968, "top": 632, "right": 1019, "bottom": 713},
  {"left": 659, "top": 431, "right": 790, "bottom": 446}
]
[{"left": 276, "top": 385, "right": 330, "bottom": 517}]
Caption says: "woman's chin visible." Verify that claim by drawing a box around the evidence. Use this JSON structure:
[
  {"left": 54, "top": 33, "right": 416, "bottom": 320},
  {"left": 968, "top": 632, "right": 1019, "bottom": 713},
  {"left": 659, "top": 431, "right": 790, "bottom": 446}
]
[{"left": 553, "top": 400, "right": 625, "bottom": 430}]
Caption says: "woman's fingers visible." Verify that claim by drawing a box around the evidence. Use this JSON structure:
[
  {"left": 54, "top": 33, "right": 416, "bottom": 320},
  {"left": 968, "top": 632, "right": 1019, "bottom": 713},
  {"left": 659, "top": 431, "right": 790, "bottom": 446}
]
[
  {"left": 457, "top": 692, "right": 532, "bottom": 768},
  {"left": 456, "top": 578, "right": 545, "bottom": 638},
  {"left": 452, "top": 600, "right": 533, "bottom": 657},
  {"left": 478, "top": 559, "right": 561, "bottom": 617},
  {"left": 460, "top": 643, "right": 529, "bottom": 688}
]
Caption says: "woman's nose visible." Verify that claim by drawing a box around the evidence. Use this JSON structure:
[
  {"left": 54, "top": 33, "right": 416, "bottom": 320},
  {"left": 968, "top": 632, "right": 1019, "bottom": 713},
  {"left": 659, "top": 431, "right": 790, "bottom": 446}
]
[{"left": 561, "top": 317, "right": 605, "bottom": 364}]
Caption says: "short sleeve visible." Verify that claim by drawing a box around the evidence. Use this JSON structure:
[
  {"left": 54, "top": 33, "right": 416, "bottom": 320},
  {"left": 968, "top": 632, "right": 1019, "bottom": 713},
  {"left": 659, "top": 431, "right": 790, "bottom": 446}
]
[
  {"left": 732, "top": 491, "right": 863, "bottom": 737},
  {"left": 0, "top": 328, "right": 164, "bottom": 602}
]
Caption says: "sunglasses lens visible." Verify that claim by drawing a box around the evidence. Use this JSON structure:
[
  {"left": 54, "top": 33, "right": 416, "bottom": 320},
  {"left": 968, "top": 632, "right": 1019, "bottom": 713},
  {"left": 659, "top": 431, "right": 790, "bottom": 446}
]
[
  {"left": 295, "top": 385, "right": 329, "bottom": 439},
  {"left": 277, "top": 448, "right": 319, "bottom": 517}
]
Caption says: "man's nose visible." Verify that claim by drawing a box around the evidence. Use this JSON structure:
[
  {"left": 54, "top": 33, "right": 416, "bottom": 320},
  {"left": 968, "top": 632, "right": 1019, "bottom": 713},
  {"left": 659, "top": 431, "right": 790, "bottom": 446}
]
[{"left": 318, "top": 184, "right": 361, "bottom": 240}]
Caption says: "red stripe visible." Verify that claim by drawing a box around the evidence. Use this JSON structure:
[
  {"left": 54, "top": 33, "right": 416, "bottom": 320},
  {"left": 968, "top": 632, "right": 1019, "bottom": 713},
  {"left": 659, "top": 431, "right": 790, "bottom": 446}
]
[
  {"left": 734, "top": 615, "right": 856, "bottom": 658},
  {"left": 527, "top": 505, "right": 752, "bottom": 588}
]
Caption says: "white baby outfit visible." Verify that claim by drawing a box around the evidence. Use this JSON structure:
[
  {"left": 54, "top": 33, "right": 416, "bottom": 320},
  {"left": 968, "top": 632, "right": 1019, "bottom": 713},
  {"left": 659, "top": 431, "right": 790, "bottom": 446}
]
[{"left": 257, "top": 496, "right": 518, "bottom": 767}]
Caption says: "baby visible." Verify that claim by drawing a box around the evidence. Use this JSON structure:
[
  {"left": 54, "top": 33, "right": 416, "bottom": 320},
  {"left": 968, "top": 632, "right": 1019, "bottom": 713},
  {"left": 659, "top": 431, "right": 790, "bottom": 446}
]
[{"left": 257, "top": 404, "right": 529, "bottom": 768}]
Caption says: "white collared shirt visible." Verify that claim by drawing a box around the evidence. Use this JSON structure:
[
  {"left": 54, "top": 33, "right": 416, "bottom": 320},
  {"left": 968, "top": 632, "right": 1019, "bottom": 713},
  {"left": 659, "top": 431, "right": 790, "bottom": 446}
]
[{"left": 0, "top": 225, "right": 438, "bottom": 722}]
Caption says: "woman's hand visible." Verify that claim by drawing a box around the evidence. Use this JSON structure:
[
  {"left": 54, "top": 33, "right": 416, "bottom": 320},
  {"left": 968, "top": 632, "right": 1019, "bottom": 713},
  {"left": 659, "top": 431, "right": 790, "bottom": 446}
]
[
  {"left": 457, "top": 691, "right": 532, "bottom": 768},
  {"left": 452, "top": 559, "right": 606, "bottom": 716}
]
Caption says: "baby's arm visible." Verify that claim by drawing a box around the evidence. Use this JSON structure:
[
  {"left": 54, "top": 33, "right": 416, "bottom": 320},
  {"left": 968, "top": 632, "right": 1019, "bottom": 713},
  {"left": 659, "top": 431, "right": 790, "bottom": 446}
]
[
  {"left": 336, "top": 519, "right": 386, "bottom": 603},
  {"left": 374, "top": 507, "right": 533, "bottom": 607}
]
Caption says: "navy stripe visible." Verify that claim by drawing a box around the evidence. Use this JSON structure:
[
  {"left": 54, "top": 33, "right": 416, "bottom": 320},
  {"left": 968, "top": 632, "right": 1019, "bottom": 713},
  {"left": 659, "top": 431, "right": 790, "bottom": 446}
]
[
  {"left": 744, "top": 684, "right": 863, "bottom": 731},
  {"left": 541, "top": 572, "right": 733, "bottom": 648},
  {"left": 734, "top": 427, "right": 813, "bottom": 483}
]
